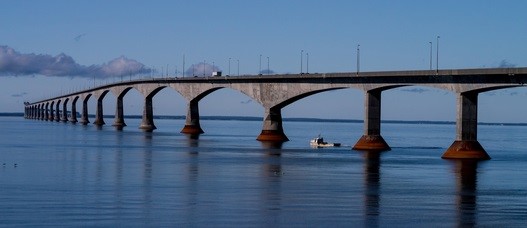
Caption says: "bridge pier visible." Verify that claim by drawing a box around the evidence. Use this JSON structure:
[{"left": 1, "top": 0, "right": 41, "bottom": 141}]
[
  {"left": 257, "top": 107, "right": 289, "bottom": 142},
  {"left": 181, "top": 100, "right": 204, "bottom": 134},
  {"left": 79, "top": 97, "right": 90, "bottom": 125},
  {"left": 69, "top": 98, "right": 78, "bottom": 123},
  {"left": 44, "top": 103, "right": 49, "bottom": 121},
  {"left": 139, "top": 96, "right": 156, "bottom": 131},
  {"left": 49, "top": 102, "right": 55, "bottom": 121},
  {"left": 61, "top": 100, "right": 69, "bottom": 122},
  {"left": 93, "top": 97, "right": 105, "bottom": 126},
  {"left": 442, "top": 93, "right": 490, "bottom": 160},
  {"left": 36, "top": 105, "right": 41, "bottom": 120},
  {"left": 112, "top": 96, "right": 126, "bottom": 128},
  {"left": 54, "top": 101, "right": 61, "bottom": 122},
  {"left": 353, "top": 90, "right": 391, "bottom": 151}
]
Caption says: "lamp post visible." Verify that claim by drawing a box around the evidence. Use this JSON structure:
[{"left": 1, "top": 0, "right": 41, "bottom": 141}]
[
  {"left": 237, "top": 59, "right": 239, "bottom": 76},
  {"left": 259, "top": 54, "right": 262, "bottom": 75},
  {"left": 436, "top": 36, "right": 440, "bottom": 73},
  {"left": 267, "top": 56, "right": 270, "bottom": 75},
  {"left": 429, "top": 41, "right": 433, "bottom": 70},
  {"left": 356, "top": 44, "right": 360, "bottom": 75},
  {"left": 306, "top": 52, "right": 309, "bottom": 74},
  {"left": 300, "top": 50, "right": 304, "bottom": 74},
  {"left": 228, "top": 58, "right": 231, "bottom": 76}
]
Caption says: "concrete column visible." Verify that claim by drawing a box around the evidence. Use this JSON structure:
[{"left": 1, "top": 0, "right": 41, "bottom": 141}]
[
  {"left": 61, "top": 100, "right": 68, "bottom": 122},
  {"left": 93, "top": 97, "right": 105, "bottom": 126},
  {"left": 41, "top": 105, "right": 46, "bottom": 120},
  {"left": 36, "top": 104, "right": 42, "bottom": 120},
  {"left": 43, "top": 103, "right": 49, "bottom": 121},
  {"left": 256, "top": 107, "right": 289, "bottom": 142},
  {"left": 54, "top": 101, "right": 61, "bottom": 122},
  {"left": 42, "top": 105, "right": 46, "bottom": 120},
  {"left": 180, "top": 100, "right": 204, "bottom": 134},
  {"left": 112, "top": 96, "right": 126, "bottom": 128},
  {"left": 139, "top": 96, "right": 156, "bottom": 131},
  {"left": 44, "top": 103, "right": 49, "bottom": 121},
  {"left": 442, "top": 93, "right": 490, "bottom": 160},
  {"left": 353, "top": 90, "right": 390, "bottom": 151},
  {"left": 69, "top": 98, "right": 78, "bottom": 123},
  {"left": 49, "top": 102, "right": 55, "bottom": 121},
  {"left": 79, "top": 98, "right": 90, "bottom": 125}
]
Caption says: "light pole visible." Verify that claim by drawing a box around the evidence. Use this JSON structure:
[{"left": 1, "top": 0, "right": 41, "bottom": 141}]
[
  {"left": 237, "top": 59, "right": 239, "bottom": 76},
  {"left": 203, "top": 60, "right": 206, "bottom": 77},
  {"left": 228, "top": 58, "right": 231, "bottom": 76},
  {"left": 267, "top": 56, "right": 270, "bottom": 75},
  {"left": 436, "top": 36, "right": 440, "bottom": 73},
  {"left": 300, "top": 50, "right": 304, "bottom": 74},
  {"left": 429, "top": 41, "right": 433, "bottom": 70},
  {"left": 182, "top": 54, "right": 185, "bottom": 77},
  {"left": 259, "top": 54, "right": 262, "bottom": 75},
  {"left": 356, "top": 44, "right": 360, "bottom": 75},
  {"left": 306, "top": 52, "right": 309, "bottom": 74}
]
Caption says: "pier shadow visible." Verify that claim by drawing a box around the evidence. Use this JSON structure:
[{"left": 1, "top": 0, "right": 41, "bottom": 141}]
[
  {"left": 260, "top": 141, "right": 284, "bottom": 157},
  {"left": 259, "top": 141, "right": 284, "bottom": 217},
  {"left": 361, "top": 151, "right": 383, "bottom": 227},
  {"left": 449, "top": 160, "right": 481, "bottom": 228},
  {"left": 185, "top": 134, "right": 200, "bottom": 155}
]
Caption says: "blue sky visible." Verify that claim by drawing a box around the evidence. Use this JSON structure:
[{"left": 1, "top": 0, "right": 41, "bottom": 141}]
[{"left": 1, "top": 0, "right": 527, "bottom": 123}]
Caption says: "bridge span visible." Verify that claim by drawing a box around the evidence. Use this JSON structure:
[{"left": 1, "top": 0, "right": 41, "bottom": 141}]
[{"left": 24, "top": 67, "right": 527, "bottom": 160}]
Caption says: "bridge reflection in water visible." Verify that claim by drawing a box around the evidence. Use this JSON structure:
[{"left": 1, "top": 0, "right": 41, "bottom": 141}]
[{"left": 24, "top": 67, "right": 527, "bottom": 159}]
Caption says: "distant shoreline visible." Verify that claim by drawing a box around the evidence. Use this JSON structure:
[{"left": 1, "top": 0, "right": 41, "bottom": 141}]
[{"left": 3, "top": 112, "right": 526, "bottom": 126}]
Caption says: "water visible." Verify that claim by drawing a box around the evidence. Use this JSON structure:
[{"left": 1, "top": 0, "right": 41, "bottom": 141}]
[{"left": 1, "top": 116, "right": 526, "bottom": 227}]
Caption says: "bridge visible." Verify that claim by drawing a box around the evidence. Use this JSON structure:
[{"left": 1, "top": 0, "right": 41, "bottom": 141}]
[{"left": 24, "top": 67, "right": 527, "bottom": 160}]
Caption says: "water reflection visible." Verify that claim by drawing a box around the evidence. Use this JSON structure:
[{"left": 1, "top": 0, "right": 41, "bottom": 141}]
[
  {"left": 260, "top": 141, "right": 283, "bottom": 218},
  {"left": 142, "top": 132, "right": 153, "bottom": 222},
  {"left": 450, "top": 160, "right": 480, "bottom": 228},
  {"left": 260, "top": 141, "right": 283, "bottom": 157},
  {"left": 184, "top": 133, "right": 200, "bottom": 224},
  {"left": 361, "top": 151, "right": 382, "bottom": 227},
  {"left": 185, "top": 134, "right": 200, "bottom": 153}
]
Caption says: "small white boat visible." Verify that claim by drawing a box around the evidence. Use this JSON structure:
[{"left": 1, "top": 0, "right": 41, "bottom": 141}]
[{"left": 310, "top": 135, "right": 341, "bottom": 148}]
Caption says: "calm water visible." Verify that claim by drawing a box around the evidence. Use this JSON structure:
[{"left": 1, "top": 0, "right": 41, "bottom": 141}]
[{"left": 1, "top": 116, "right": 526, "bottom": 227}]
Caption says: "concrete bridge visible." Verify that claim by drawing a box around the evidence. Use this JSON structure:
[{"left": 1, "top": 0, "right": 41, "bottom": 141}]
[{"left": 24, "top": 67, "right": 527, "bottom": 160}]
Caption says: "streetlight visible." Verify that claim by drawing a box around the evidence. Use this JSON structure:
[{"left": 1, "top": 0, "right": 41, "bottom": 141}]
[
  {"left": 436, "top": 36, "right": 440, "bottom": 73},
  {"left": 228, "top": 58, "right": 231, "bottom": 76},
  {"left": 259, "top": 54, "right": 262, "bottom": 75},
  {"left": 429, "top": 41, "right": 433, "bottom": 70},
  {"left": 237, "top": 59, "right": 239, "bottom": 76},
  {"left": 300, "top": 50, "right": 304, "bottom": 74},
  {"left": 306, "top": 52, "right": 309, "bottom": 74},
  {"left": 267, "top": 56, "right": 270, "bottom": 75},
  {"left": 356, "top": 44, "right": 360, "bottom": 75}
]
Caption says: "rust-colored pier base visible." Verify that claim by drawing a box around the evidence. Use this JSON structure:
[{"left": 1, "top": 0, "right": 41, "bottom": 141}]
[
  {"left": 257, "top": 130, "right": 289, "bottom": 142},
  {"left": 353, "top": 135, "right": 391, "bottom": 152},
  {"left": 442, "top": 140, "right": 490, "bottom": 160},
  {"left": 181, "top": 125, "right": 204, "bottom": 134}
]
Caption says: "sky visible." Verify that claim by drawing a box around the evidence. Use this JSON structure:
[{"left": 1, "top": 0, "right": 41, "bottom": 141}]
[{"left": 1, "top": 0, "right": 527, "bottom": 123}]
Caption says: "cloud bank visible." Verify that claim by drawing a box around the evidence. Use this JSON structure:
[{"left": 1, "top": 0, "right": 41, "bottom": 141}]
[
  {"left": 185, "top": 62, "right": 221, "bottom": 77},
  {"left": 0, "top": 45, "right": 151, "bottom": 78}
]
